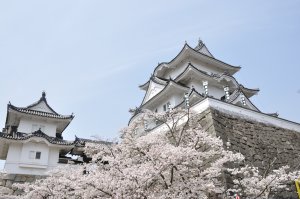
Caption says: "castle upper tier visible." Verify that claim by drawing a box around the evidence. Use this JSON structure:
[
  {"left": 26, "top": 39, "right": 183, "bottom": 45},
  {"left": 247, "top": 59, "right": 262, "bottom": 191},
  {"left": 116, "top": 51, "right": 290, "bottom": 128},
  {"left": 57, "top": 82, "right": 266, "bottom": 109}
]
[
  {"left": 129, "top": 40, "right": 300, "bottom": 133},
  {"left": 130, "top": 40, "right": 260, "bottom": 122}
]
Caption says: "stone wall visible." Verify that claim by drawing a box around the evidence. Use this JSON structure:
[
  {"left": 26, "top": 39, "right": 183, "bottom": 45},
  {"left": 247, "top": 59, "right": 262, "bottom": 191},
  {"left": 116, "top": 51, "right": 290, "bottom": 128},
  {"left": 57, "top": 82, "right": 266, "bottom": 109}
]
[
  {"left": 194, "top": 108, "right": 300, "bottom": 198},
  {"left": 0, "top": 173, "right": 43, "bottom": 197},
  {"left": 210, "top": 108, "right": 300, "bottom": 169}
]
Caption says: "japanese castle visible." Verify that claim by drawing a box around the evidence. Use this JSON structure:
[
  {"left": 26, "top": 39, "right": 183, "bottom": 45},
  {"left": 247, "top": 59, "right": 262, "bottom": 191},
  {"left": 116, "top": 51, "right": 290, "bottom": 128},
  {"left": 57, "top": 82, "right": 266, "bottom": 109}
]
[
  {"left": 0, "top": 92, "right": 86, "bottom": 175},
  {"left": 1, "top": 39, "right": 300, "bottom": 179},
  {"left": 129, "top": 40, "right": 300, "bottom": 133}
]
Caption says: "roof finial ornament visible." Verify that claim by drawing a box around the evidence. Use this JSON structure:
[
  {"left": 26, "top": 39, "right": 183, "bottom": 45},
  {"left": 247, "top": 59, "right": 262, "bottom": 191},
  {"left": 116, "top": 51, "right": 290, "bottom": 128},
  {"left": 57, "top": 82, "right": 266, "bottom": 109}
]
[
  {"left": 198, "top": 37, "right": 203, "bottom": 45},
  {"left": 42, "top": 91, "right": 46, "bottom": 98}
]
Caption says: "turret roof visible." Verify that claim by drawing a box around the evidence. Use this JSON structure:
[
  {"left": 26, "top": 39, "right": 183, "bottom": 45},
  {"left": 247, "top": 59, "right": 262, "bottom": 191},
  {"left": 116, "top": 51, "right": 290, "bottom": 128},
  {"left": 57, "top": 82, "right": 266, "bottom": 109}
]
[
  {"left": 7, "top": 92, "right": 74, "bottom": 120},
  {"left": 8, "top": 104, "right": 74, "bottom": 120},
  {"left": 0, "top": 129, "right": 75, "bottom": 146},
  {"left": 5, "top": 92, "right": 74, "bottom": 134}
]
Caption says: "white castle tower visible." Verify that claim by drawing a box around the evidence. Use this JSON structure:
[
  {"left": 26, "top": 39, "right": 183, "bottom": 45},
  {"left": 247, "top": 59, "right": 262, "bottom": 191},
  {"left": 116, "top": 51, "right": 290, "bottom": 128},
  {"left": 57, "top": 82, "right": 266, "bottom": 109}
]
[
  {"left": 130, "top": 40, "right": 259, "bottom": 123},
  {"left": 0, "top": 92, "right": 75, "bottom": 175},
  {"left": 129, "top": 40, "right": 300, "bottom": 133},
  {"left": 129, "top": 40, "right": 300, "bottom": 198}
]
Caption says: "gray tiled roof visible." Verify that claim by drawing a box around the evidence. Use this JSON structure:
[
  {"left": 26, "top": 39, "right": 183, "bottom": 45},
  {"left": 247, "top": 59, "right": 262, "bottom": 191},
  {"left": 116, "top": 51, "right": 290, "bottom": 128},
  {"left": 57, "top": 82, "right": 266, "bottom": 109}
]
[
  {"left": 9, "top": 104, "right": 73, "bottom": 119},
  {"left": 0, "top": 130, "right": 75, "bottom": 146}
]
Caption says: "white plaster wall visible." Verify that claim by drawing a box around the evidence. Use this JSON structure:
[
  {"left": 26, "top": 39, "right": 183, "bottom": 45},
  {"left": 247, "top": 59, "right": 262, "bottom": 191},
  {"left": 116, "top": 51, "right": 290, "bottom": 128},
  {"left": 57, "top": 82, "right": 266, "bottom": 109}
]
[
  {"left": 18, "top": 118, "right": 57, "bottom": 137},
  {"left": 208, "top": 86, "right": 224, "bottom": 99},
  {"left": 153, "top": 94, "right": 183, "bottom": 113},
  {"left": 173, "top": 93, "right": 184, "bottom": 105},
  {"left": 19, "top": 142, "right": 49, "bottom": 167},
  {"left": 143, "top": 81, "right": 165, "bottom": 104},
  {"left": 48, "top": 148, "right": 60, "bottom": 168},
  {"left": 4, "top": 142, "right": 61, "bottom": 175},
  {"left": 5, "top": 143, "right": 22, "bottom": 164},
  {"left": 187, "top": 81, "right": 224, "bottom": 99}
]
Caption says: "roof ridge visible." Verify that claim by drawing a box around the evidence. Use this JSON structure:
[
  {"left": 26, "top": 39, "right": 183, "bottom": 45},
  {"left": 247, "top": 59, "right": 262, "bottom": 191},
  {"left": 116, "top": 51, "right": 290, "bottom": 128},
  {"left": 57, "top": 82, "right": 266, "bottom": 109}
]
[
  {"left": 25, "top": 92, "right": 59, "bottom": 115},
  {"left": 154, "top": 42, "right": 240, "bottom": 77},
  {"left": 8, "top": 104, "right": 74, "bottom": 119}
]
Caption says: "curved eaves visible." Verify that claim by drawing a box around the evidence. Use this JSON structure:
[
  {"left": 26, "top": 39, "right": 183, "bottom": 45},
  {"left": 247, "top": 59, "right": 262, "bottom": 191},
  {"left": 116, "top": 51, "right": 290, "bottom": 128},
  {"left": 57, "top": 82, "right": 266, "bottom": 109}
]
[
  {"left": 231, "top": 91, "right": 260, "bottom": 112},
  {"left": 0, "top": 132, "right": 75, "bottom": 146},
  {"left": 174, "top": 63, "right": 212, "bottom": 82},
  {"left": 240, "top": 86, "right": 260, "bottom": 98},
  {"left": 8, "top": 104, "right": 74, "bottom": 120},
  {"left": 153, "top": 43, "right": 241, "bottom": 77},
  {"left": 141, "top": 80, "right": 189, "bottom": 109}
]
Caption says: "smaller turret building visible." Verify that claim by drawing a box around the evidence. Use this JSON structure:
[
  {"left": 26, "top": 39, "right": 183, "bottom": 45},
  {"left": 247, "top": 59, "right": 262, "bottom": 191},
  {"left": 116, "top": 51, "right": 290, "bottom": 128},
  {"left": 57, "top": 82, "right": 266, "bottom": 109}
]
[{"left": 0, "top": 92, "right": 77, "bottom": 175}]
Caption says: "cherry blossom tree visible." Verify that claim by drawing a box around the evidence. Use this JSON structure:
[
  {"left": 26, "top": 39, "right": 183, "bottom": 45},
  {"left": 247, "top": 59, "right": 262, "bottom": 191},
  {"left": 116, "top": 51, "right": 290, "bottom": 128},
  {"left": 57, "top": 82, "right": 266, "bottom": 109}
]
[
  {"left": 227, "top": 164, "right": 300, "bottom": 199},
  {"left": 15, "top": 108, "right": 299, "bottom": 199}
]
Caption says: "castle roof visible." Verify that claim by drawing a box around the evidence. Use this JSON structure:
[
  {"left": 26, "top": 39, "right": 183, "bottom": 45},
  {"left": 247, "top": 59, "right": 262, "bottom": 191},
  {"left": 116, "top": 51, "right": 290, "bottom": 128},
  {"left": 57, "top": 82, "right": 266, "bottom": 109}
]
[
  {"left": 7, "top": 92, "right": 74, "bottom": 120},
  {"left": 5, "top": 92, "right": 74, "bottom": 134},
  {"left": 239, "top": 85, "right": 260, "bottom": 98},
  {"left": 0, "top": 129, "right": 76, "bottom": 159},
  {"left": 141, "top": 80, "right": 189, "bottom": 110},
  {"left": 0, "top": 130, "right": 75, "bottom": 146},
  {"left": 0, "top": 129, "right": 110, "bottom": 159},
  {"left": 139, "top": 75, "right": 167, "bottom": 91},
  {"left": 8, "top": 104, "right": 73, "bottom": 120},
  {"left": 153, "top": 43, "right": 241, "bottom": 78},
  {"left": 194, "top": 39, "right": 214, "bottom": 57},
  {"left": 130, "top": 40, "right": 263, "bottom": 126},
  {"left": 171, "top": 63, "right": 259, "bottom": 98}
]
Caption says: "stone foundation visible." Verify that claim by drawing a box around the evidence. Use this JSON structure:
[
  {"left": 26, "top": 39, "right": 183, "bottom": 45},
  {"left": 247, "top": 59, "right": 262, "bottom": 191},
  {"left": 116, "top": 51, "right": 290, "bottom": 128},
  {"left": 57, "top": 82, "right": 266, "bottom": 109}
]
[
  {"left": 195, "top": 108, "right": 300, "bottom": 199},
  {"left": 0, "top": 173, "right": 44, "bottom": 197}
]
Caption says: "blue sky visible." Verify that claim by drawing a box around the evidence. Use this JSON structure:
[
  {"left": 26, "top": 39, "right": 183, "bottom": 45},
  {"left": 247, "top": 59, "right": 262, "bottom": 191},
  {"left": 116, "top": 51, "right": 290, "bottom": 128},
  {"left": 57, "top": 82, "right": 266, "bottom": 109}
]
[{"left": 1, "top": 1, "right": 300, "bottom": 169}]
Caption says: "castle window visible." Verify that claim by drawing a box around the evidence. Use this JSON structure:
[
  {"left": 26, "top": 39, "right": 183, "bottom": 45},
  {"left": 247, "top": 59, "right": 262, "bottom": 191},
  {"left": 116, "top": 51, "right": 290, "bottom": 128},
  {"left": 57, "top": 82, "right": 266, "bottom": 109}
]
[
  {"left": 35, "top": 152, "right": 41, "bottom": 159},
  {"left": 163, "top": 102, "right": 170, "bottom": 112},
  {"left": 29, "top": 151, "right": 41, "bottom": 159}
]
